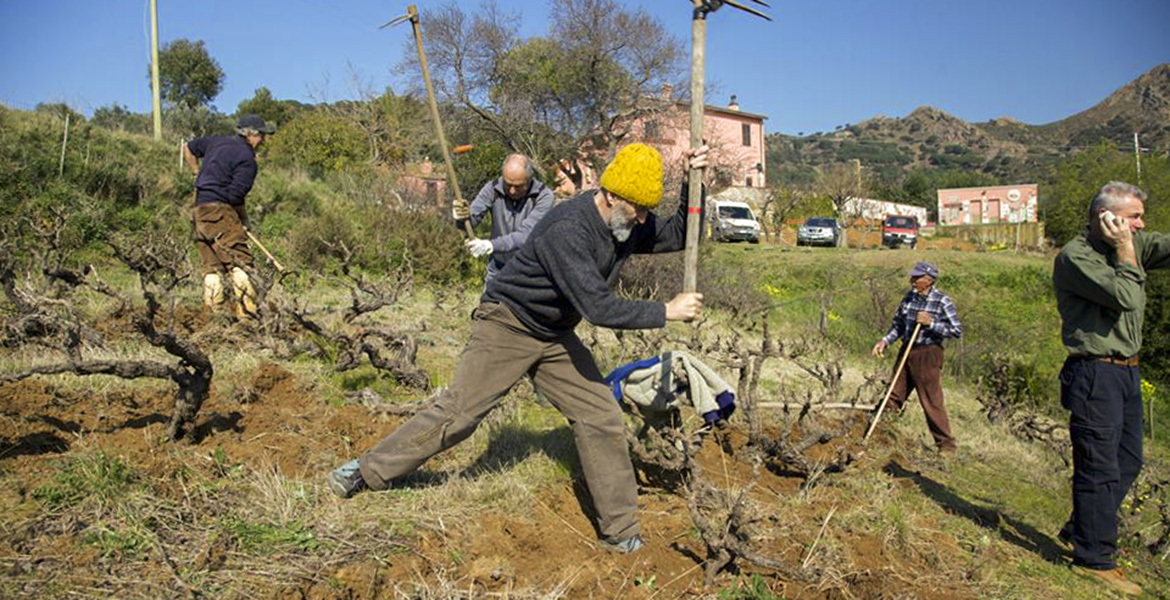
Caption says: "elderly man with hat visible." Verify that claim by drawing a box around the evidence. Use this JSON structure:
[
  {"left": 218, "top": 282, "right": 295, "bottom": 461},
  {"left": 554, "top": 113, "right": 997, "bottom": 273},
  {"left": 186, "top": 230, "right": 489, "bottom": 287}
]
[
  {"left": 183, "top": 114, "right": 275, "bottom": 318},
  {"left": 328, "top": 143, "right": 709, "bottom": 554},
  {"left": 871, "top": 260, "right": 963, "bottom": 453}
]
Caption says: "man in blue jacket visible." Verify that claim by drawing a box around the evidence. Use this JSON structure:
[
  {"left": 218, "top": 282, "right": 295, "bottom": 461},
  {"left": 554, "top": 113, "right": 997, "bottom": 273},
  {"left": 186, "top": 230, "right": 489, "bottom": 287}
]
[
  {"left": 456, "top": 154, "right": 554, "bottom": 285},
  {"left": 329, "top": 143, "right": 708, "bottom": 555},
  {"left": 183, "top": 114, "right": 274, "bottom": 317}
]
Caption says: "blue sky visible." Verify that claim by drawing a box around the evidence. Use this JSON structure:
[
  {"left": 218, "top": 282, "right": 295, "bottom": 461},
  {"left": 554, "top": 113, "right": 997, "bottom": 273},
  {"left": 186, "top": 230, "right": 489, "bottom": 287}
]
[{"left": 1, "top": 0, "right": 1166, "bottom": 135}]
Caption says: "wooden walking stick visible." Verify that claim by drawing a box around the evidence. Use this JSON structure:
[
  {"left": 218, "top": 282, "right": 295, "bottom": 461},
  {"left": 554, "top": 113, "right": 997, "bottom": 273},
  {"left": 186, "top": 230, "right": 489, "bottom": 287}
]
[
  {"left": 864, "top": 322, "right": 922, "bottom": 441},
  {"left": 382, "top": 5, "right": 475, "bottom": 239},
  {"left": 683, "top": 0, "right": 771, "bottom": 293}
]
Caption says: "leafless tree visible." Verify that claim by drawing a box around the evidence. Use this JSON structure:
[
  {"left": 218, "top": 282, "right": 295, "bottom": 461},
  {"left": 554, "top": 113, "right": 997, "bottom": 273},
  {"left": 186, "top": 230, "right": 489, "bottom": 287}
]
[
  {"left": 758, "top": 185, "right": 809, "bottom": 244},
  {"left": 816, "top": 161, "right": 870, "bottom": 248},
  {"left": 265, "top": 239, "right": 432, "bottom": 391},
  {"left": 403, "top": 0, "right": 684, "bottom": 187},
  {"left": 1, "top": 222, "right": 213, "bottom": 442}
]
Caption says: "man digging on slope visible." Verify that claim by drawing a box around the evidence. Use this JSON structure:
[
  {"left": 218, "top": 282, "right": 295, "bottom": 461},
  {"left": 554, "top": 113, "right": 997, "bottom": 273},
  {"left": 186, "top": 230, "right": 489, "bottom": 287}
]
[
  {"left": 328, "top": 143, "right": 709, "bottom": 554},
  {"left": 184, "top": 114, "right": 273, "bottom": 318}
]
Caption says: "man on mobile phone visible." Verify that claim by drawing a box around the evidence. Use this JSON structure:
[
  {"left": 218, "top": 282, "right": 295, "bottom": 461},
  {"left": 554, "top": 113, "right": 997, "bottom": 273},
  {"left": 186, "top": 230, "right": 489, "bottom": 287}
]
[{"left": 1053, "top": 181, "right": 1170, "bottom": 595}]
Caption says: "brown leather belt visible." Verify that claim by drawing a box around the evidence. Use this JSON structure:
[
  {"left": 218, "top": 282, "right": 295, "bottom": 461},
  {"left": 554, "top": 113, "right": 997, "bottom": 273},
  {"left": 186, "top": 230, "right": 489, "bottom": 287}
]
[{"left": 1097, "top": 356, "right": 1140, "bottom": 367}]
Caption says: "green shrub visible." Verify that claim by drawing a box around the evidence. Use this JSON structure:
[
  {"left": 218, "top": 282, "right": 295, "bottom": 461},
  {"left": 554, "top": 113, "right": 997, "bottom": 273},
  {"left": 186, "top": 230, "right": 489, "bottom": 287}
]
[
  {"left": 287, "top": 198, "right": 475, "bottom": 285},
  {"left": 265, "top": 111, "right": 367, "bottom": 174}
]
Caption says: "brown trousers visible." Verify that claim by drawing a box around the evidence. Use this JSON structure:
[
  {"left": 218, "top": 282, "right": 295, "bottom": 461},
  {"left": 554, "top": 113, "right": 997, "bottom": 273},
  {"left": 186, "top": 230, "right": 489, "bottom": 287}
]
[
  {"left": 359, "top": 302, "right": 640, "bottom": 541},
  {"left": 889, "top": 344, "right": 956, "bottom": 451},
  {"left": 193, "top": 202, "right": 252, "bottom": 275}
]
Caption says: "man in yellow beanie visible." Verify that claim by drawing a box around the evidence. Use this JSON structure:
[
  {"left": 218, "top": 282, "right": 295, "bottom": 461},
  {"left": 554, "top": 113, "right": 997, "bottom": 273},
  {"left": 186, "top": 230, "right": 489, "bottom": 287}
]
[{"left": 329, "top": 143, "right": 709, "bottom": 555}]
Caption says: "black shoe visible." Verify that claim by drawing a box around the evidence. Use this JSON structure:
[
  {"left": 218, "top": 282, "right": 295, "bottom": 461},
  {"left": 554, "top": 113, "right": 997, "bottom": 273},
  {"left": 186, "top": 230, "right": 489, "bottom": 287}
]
[{"left": 327, "top": 459, "right": 367, "bottom": 498}]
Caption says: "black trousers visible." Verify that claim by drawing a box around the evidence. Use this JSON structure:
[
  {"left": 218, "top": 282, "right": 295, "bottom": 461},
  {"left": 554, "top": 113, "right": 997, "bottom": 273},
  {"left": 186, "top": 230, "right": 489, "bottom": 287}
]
[{"left": 1059, "top": 356, "right": 1144, "bottom": 570}]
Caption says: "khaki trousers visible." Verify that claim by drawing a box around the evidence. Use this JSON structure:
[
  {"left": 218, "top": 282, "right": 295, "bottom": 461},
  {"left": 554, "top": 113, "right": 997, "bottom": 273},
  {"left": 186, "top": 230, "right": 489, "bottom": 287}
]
[
  {"left": 359, "top": 302, "right": 640, "bottom": 541},
  {"left": 889, "top": 344, "right": 956, "bottom": 451},
  {"left": 193, "top": 202, "right": 253, "bottom": 275}
]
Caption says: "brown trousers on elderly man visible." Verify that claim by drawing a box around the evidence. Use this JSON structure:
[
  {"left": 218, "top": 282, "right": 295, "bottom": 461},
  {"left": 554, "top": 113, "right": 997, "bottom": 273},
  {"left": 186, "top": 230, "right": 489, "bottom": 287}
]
[
  {"left": 193, "top": 202, "right": 253, "bottom": 274},
  {"left": 888, "top": 344, "right": 957, "bottom": 452},
  {"left": 358, "top": 302, "right": 641, "bottom": 542}
]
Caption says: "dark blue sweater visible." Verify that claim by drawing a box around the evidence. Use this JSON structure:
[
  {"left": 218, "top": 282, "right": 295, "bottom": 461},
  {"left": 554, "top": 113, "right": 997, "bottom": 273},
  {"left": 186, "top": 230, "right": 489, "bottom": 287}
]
[
  {"left": 188, "top": 135, "right": 258, "bottom": 206},
  {"left": 483, "top": 185, "right": 697, "bottom": 340}
]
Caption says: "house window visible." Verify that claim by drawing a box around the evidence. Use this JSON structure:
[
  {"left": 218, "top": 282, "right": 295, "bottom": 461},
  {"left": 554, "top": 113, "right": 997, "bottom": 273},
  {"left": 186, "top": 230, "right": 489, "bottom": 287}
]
[
  {"left": 645, "top": 120, "right": 660, "bottom": 140},
  {"left": 742, "top": 123, "right": 752, "bottom": 146},
  {"left": 745, "top": 175, "right": 753, "bottom": 187}
]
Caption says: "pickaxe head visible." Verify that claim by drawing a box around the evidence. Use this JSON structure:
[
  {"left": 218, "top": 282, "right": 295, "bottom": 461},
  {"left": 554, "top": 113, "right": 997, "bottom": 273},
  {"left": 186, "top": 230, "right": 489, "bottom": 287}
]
[
  {"left": 379, "top": 4, "right": 419, "bottom": 29},
  {"left": 694, "top": 0, "right": 772, "bottom": 21}
]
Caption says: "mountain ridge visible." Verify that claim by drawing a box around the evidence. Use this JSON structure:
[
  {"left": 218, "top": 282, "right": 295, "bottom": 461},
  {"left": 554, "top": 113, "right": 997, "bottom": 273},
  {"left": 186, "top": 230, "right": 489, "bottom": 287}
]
[{"left": 766, "top": 63, "right": 1170, "bottom": 185}]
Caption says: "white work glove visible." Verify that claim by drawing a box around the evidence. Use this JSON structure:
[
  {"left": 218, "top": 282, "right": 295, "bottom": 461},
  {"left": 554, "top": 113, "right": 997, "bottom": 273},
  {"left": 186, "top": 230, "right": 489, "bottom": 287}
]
[
  {"left": 452, "top": 203, "right": 470, "bottom": 221},
  {"left": 466, "top": 238, "right": 494, "bottom": 258}
]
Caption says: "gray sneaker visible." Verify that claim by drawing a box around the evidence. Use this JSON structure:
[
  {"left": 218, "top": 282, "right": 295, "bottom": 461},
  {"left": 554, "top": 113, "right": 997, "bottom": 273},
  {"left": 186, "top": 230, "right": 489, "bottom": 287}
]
[
  {"left": 600, "top": 535, "right": 644, "bottom": 554},
  {"left": 327, "top": 459, "right": 367, "bottom": 498}
]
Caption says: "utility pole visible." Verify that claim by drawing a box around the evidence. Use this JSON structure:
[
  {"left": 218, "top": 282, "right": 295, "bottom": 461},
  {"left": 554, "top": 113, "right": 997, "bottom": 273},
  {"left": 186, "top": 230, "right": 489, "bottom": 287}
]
[
  {"left": 1134, "top": 132, "right": 1143, "bottom": 186},
  {"left": 150, "top": 0, "right": 162, "bottom": 140}
]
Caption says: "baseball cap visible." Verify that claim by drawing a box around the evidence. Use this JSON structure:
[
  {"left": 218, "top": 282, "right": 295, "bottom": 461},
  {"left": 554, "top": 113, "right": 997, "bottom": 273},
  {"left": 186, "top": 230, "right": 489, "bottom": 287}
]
[
  {"left": 908, "top": 261, "right": 938, "bottom": 278},
  {"left": 237, "top": 114, "right": 276, "bottom": 134}
]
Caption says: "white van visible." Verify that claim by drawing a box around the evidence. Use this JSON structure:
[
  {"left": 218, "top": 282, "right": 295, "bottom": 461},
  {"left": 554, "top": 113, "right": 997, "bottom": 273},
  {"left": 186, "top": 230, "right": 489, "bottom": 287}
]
[{"left": 710, "top": 200, "right": 760, "bottom": 243}]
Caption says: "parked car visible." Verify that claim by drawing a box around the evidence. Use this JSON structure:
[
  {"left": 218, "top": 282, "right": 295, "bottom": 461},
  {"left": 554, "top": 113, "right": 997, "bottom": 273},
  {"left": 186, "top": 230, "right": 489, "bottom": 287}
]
[
  {"left": 796, "top": 216, "right": 840, "bottom": 247},
  {"left": 711, "top": 200, "right": 760, "bottom": 243},
  {"left": 881, "top": 215, "right": 919, "bottom": 249}
]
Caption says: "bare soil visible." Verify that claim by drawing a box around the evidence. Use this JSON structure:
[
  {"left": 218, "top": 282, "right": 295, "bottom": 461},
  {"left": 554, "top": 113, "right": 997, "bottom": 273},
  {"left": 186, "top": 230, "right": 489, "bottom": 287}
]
[
  {"left": 2, "top": 298, "right": 1006, "bottom": 598},
  {"left": 0, "top": 349, "right": 987, "bottom": 600}
]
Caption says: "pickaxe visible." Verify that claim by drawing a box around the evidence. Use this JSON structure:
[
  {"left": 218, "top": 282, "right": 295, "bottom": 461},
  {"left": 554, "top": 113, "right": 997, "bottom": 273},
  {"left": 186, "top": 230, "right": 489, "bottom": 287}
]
[
  {"left": 683, "top": 0, "right": 771, "bottom": 293},
  {"left": 382, "top": 5, "right": 476, "bottom": 239}
]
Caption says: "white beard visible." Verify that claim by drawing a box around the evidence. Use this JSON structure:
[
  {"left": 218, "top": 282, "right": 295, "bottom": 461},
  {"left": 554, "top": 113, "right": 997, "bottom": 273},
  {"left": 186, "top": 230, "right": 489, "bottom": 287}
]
[{"left": 609, "top": 211, "right": 635, "bottom": 242}]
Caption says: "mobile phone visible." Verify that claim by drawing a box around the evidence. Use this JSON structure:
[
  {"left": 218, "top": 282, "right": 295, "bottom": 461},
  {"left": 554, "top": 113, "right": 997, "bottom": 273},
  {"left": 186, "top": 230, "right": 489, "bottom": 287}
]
[{"left": 1100, "top": 210, "right": 1120, "bottom": 227}]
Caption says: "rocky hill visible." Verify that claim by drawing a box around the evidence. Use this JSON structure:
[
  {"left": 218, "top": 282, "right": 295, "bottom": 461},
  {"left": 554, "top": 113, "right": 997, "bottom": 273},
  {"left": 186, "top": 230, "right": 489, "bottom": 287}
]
[{"left": 767, "top": 63, "right": 1170, "bottom": 185}]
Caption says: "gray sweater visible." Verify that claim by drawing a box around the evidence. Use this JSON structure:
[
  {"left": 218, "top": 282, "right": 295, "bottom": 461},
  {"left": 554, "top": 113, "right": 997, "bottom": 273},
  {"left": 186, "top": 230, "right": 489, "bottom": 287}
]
[
  {"left": 468, "top": 177, "right": 554, "bottom": 281},
  {"left": 483, "top": 185, "right": 697, "bottom": 340}
]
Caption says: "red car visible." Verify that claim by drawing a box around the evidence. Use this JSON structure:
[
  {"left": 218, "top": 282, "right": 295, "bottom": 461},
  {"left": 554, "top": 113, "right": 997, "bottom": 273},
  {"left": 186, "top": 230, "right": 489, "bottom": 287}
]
[{"left": 881, "top": 215, "right": 918, "bottom": 249}]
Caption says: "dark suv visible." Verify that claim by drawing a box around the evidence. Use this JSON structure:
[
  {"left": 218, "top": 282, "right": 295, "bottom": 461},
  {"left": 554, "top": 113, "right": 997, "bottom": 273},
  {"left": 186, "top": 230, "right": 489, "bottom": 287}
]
[
  {"left": 796, "top": 217, "right": 840, "bottom": 247},
  {"left": 881, "top": 215, "right": 918, "bottom": 249}
]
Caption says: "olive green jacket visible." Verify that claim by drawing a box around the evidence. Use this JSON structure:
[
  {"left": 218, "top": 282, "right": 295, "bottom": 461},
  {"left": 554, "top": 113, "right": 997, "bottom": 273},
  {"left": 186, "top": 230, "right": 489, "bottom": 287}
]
[{"left": 1053, "top": 229, "right": 1170, "bottom": 357}]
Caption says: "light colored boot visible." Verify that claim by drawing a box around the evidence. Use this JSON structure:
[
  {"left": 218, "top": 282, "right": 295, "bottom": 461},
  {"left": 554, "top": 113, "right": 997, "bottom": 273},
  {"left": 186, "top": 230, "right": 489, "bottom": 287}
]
[
  {"left": 230, "top": 267, "right": 258, "bottom": 317},
  {"left": 202, "top": 273, "right": 225, "bottom": 308}
]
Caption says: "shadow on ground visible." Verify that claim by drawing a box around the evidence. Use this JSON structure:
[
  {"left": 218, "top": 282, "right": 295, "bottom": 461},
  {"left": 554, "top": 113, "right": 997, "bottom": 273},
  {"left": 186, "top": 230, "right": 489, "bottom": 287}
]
[{"left": 884, "top": 459, "right": 1068, "bottom": 564}]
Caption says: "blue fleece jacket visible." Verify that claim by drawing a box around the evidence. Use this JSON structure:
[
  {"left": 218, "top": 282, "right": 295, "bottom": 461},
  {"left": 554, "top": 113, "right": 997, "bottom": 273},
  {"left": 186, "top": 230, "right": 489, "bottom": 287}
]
[{"left": 188, "top": 135, "right": 258, "bottom": 206}]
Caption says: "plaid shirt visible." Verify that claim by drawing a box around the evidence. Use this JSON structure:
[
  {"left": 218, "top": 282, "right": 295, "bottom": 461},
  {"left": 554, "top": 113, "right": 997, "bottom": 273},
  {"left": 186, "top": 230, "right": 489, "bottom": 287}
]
[{"left": 881, "top": 287, "right": 963, "bottom": 347}]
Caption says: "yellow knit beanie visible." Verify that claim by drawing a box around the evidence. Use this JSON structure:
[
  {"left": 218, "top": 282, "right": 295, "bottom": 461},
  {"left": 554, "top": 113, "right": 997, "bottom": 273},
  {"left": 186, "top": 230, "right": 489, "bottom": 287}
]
[{"left": 599, "top": 143, "right": 663, "bottom": 208}]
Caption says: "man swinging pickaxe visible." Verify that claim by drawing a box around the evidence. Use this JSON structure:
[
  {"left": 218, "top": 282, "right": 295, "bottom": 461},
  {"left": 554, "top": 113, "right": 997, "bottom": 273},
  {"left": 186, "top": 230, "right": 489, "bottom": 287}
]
[{"left": 382, "top": 5, "right": 476, "bottom": 239}]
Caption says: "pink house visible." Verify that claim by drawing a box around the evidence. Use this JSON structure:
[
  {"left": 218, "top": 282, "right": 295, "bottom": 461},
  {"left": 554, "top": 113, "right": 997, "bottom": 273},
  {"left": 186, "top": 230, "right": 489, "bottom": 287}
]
[
  {"left": 937, "top": 184, "right": 1039, "bottom": 226},
  {"left": 557, "top": 94, "right": 767, "bottom": 196}
]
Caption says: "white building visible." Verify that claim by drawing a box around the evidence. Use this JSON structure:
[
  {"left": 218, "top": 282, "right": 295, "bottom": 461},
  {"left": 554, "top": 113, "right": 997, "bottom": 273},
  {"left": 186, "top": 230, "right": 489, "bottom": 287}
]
[{"left": 842, "top": 197, "right": 928, "bottom": 224}]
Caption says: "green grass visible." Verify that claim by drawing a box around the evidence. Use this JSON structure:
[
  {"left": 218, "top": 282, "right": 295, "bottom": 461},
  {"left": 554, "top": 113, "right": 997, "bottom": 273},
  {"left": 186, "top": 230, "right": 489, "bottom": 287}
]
[
  {"left": 32, "top": 451, "right": 138, "bottom": 511},
  {"left": 222, "top": 516, "right": 320, "bottom": 554}
]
